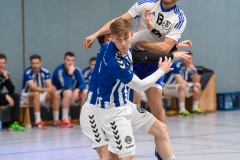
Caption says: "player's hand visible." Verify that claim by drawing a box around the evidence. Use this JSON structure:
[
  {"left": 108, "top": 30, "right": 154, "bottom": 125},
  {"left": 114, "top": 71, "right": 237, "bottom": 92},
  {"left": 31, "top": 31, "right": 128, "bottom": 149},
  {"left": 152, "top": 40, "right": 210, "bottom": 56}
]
[
  {"left": 68, "top": 65, "right": 76, "bottom": 75},
  {"left": 173, "top": 51, "right": 190, "bottom": 60},
  {"left": 5, "top": 94, "right": 14, "bottom": 107},
  {"left": 83, "top": 34, "right": 97, "bottom": 50},
  {"left": 1, "top": 70, "right": 9, "bottom": 79},
  {"left": 176, "top": 40, "right": 192, "bottom": 50},
  {"left": 158, "top": 57, "right": 173, "bottom": 73},
  {"left": 144, "top": 9, "right": 154, "bottom": 31},
  {"left": 47, "top": 86, "right": 56, "bottom": 94}
]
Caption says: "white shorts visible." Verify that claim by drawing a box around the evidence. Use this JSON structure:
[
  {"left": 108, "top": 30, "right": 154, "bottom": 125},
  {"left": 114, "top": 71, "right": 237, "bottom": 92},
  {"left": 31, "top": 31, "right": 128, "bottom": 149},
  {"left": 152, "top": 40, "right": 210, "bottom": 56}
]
[
  {"left": 96, "top": 101, "right": 155, "bottom": 158},
  {"left": 163, "top": 83, "right": 193, "bottom": 98},
  {"left": 20, "top": 91, "right": 50, "bottom": 106},
  {"left": 80, "top": 102, "right": 109, "bottom": 149}
]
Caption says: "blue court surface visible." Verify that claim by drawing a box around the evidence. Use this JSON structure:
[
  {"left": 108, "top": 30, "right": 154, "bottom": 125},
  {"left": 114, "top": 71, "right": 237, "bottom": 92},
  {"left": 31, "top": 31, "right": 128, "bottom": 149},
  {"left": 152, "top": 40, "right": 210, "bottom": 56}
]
[{"left": 0, "top": 110, "right": 240, "bottom": 160}]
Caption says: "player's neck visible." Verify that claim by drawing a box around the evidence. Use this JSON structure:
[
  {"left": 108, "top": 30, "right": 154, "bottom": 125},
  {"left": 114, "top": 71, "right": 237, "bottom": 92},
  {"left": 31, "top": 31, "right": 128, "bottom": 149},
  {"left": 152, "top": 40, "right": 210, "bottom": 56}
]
[
  {"left": 161, "top": 1, "right": 176, "bottom": 10},
  {"left": 162, "top": 4, "right": 175, "bottom": 10}
]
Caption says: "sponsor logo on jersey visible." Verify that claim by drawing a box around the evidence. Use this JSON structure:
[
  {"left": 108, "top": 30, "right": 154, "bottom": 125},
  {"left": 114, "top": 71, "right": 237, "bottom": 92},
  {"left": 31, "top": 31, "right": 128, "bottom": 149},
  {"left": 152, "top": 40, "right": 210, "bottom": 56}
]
[{"left": 151, "top": 28, "right": 162, "bottom": 38}]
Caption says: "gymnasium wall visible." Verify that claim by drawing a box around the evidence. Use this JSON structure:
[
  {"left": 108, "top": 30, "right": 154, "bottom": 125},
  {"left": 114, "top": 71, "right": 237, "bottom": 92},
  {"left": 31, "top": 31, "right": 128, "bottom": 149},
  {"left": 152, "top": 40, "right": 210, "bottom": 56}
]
[{"left": 0, "top": 0, "right": 239, "bottom": 93}]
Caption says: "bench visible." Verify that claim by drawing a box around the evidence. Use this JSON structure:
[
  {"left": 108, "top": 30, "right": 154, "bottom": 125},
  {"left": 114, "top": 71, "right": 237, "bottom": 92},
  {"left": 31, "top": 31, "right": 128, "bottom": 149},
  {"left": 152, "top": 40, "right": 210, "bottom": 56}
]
[{"left": 19, "top": 104, "right": 32, "bottom": 128}]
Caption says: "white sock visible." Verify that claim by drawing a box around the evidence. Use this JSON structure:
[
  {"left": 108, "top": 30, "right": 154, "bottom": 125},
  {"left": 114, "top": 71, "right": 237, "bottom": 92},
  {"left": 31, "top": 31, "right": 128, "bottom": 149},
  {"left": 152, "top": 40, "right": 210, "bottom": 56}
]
[
  {"left": 167, "top": 154, "right": 176, "bottom": 160},
  {"left": 53, "top": 111, "right": 59, "bottom": 121},
  {"left": 34, "top": 112, "right": 41, "bottom": 124},
  {"left": 62, "top": 108, "right": 69, "bottom": 120},
  {"left": 192, "top": 101, "right": 199, "bottom": 111},
  {"left": 179, "top": 102, "right": 186, "bottom": 112}
]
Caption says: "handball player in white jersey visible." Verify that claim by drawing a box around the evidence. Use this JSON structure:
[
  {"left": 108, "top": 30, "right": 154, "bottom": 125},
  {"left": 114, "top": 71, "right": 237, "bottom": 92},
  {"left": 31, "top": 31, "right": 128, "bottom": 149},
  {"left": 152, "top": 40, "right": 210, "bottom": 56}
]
[{"left": 83, "top": 1, "right": 190, "bottom": 159}]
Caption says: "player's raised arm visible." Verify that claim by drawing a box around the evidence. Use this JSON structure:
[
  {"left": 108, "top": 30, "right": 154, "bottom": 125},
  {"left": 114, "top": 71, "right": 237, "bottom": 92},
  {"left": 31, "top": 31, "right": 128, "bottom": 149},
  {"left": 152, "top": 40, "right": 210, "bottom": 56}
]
[{"left": 83, "top": 12, "right": 134, "bottom": 50}]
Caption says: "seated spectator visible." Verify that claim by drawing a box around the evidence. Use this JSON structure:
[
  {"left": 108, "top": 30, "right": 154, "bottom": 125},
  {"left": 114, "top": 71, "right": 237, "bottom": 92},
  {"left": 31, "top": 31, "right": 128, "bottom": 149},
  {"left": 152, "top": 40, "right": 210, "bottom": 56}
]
[
  {"left": 52, "top": 52, "right": 87, "bottom": 127},
  {"left": 0, "top": 53, "right": 25, "bottom": 131},
  {"left": 162, "top": 51, "right": 205, "bottom": 117},
  {"left": 82, "top": 57, "right": 96, "bottom": 88},
  {"left": 20, "top": 54, "right": 61, "bottom": 129}
]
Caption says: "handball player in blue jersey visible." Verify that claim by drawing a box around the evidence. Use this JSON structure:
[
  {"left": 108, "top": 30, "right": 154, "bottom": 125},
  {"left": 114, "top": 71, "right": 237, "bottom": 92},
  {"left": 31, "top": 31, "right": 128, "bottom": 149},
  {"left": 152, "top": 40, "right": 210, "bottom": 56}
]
[{"left": 95, "top": 18, "right": 176, "bottom": 160}]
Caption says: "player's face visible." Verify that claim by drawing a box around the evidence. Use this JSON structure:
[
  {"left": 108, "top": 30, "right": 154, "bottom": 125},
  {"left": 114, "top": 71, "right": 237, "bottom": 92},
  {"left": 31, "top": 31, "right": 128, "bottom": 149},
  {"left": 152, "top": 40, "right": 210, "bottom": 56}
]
[
  {"left": 89, "top": 60, "right": 96, "bottom": 71},
  {"left": 31, "top": 58, "right": 42, "bottom": 72},
  {"left": 64, "top": 55, "right": 75, "bottom": 67},
  {"left": 183, "top": 55, "right": 192, "bottom": 66},
  {"left": 0, "top": 58, "right": 6, "bottom": 72},
  {"left": 162, "top": 0, "right": 178, "bottom": 6},
  {"left": 111, "top": 32, "right": 133, "bottom": 54}
]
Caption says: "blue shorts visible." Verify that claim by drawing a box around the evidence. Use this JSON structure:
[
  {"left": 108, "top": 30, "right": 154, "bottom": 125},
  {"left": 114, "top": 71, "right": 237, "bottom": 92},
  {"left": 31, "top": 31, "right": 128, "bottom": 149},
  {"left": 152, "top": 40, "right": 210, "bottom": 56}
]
[{"left": 133, "top": 63, "right": 163, "bottom": 88}]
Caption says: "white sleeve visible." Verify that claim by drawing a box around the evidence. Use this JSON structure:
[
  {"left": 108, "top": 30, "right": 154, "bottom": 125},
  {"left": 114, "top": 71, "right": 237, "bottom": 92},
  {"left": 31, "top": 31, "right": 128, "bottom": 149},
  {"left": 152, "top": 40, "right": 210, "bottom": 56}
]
[
  {"left": 126, "top": 69, "right": 164, "bottom": 92},
  {"left": 128, "top": 1, "right": 150, "bottom": 18},
  {"left": 165, "top": 13, "right": 187, "bottom": 42},
  {"left": 131, "top": 29, "right": 149, "bottom": 45}
]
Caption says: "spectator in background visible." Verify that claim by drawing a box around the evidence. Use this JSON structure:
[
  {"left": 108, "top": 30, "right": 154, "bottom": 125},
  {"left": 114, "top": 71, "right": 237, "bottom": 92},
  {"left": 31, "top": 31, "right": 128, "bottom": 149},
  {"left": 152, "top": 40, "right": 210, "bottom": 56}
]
[
  {"left": 52, "top": 52, "right": 87, "bottom": 127},
  {"left": 82, "top": 57, "right": 96, "bottom": 88},
  {"left": 20, "top": 54, "right": 61, "bottom": 129},
  {"left": 162, "top": 51, "right": 205, "bottom": 117},
  {"left": 0, "top": 53, "right": 25, "bottom": 131}
]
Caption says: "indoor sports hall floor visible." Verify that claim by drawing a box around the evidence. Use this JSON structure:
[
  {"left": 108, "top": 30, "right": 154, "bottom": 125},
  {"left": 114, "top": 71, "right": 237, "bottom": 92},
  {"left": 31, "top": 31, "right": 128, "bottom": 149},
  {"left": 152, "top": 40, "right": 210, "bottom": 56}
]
[{"left": 0, "top": 110, "right": 240, "bottom": 160}]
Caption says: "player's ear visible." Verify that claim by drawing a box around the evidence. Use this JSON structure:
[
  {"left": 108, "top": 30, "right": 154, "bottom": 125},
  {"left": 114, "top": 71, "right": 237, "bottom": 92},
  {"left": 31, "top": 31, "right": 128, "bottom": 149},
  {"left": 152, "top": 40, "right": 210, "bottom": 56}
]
[
  {"left": 130, "top": 31, "right": 133, "bottom": 37},
  {"left": 110, "top": 35, "right": 114, "bottom": 42}
]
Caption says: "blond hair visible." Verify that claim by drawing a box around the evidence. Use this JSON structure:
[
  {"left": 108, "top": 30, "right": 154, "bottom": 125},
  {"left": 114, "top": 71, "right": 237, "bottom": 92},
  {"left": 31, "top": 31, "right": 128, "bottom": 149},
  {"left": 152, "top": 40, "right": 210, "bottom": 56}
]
[{"left": 110, "top": 18, "right": 132, "bottom": 37}]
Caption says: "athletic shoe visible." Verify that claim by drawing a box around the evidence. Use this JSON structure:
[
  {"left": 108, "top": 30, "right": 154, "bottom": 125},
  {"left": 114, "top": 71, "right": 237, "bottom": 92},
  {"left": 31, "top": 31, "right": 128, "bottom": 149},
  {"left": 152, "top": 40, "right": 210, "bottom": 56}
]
[
  {"left": 62, "top": 118, "right": 74, "bottom": 128},
  {"left": 9, "top": 121, "right": 25, "bottom": 131},
  {"left": 53, "top": 120, "right": 62, "bottom": 127},
  {"left": 155, "top": 148, "right": 163, "bottom": 160},
  {"left": 179, "top": 110, "right": 192, "bottom": 118},
  {"left": 36, "top": 121, "right": 48, "bottom": 130},
  {"left": 191, "top": 108, "right": 206, "bottom": 115}
]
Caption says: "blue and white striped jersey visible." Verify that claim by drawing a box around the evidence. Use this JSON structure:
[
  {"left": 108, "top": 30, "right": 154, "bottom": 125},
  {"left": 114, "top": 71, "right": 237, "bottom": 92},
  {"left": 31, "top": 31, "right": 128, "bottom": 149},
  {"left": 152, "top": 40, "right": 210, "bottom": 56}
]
[
  {"left": 128, "top": 0, "right": 186, "bottom": 44},
  {"left": 82, "top": 67, "right": 92, "bottom": 86},
  {"left": 163, "top": 60, "right": 197, "bottom": 85},
  {"left": 86, "top": 43, "right": 108, "bottom": 105},
  {"left": 52, "top": 64, "right": 86, "bottom": 91},
  {"left": 21, "top": 66, "right": 50, "bottom": 93},
  {"left": 97, "top": 41, "right": 133, "bottom": 108}
]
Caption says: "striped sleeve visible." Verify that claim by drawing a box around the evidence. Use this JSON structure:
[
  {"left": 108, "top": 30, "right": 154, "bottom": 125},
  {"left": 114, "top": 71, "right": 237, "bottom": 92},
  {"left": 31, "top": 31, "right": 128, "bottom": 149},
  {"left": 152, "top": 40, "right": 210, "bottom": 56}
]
[{"left": 165, "top": 8, "right": 187, "bottom": 42}]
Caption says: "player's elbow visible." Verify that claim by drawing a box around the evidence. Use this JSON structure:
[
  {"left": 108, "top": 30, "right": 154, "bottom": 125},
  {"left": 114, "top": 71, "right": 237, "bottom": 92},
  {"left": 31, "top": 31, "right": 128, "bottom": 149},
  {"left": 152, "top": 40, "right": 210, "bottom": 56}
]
[{"left": 161, "top": 46, "right": 171, "bottom": 54}]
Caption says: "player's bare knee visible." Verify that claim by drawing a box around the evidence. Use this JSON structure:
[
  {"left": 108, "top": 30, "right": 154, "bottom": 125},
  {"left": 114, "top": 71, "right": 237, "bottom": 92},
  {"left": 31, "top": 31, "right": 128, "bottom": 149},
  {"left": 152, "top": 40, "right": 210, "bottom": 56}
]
[
  {"left": 62, "top": 90, "right": 72, "bottom": 99},
  {"left": 153, "top": 121, "right": 168, "bottom": 139},
  {"left": 53, "top": 92, "right": 60, "bottom": 100},
  {"left": 194, "top": 82, "right": 201, "bottom": 90},
  {"left": 32, "top": 92, "right": 40, "bottom": 99},
  {"left": 178, "top": 83, "right": 186, "bottom": 91}
]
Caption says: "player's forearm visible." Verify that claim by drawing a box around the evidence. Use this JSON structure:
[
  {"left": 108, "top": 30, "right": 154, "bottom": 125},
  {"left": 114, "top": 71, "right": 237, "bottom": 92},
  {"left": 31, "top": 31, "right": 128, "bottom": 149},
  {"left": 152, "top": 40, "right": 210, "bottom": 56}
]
[
  {"left": 126, "top": 69, "right": 164, "bottom": 92},
  {"left": 5, "top": 79, "right": 15, "bottom": 94},
  {"left": 136, "top": 41, "right": 171, "bottom": 53},
  {"left": 30, "top": 86, "right": 48, "bottom": 92},
  {"left": 93, "top": 18, "right": 117, "bottom": 37},
  {"left": 132, "top": 51, "right": 173, "bottom": 63}
]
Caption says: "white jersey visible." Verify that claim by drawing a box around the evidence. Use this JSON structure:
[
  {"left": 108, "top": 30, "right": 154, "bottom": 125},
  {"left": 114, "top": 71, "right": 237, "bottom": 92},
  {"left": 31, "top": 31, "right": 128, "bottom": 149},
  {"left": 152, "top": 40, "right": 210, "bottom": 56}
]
[{"left": 128, "top": 0, "right": 186, "bottom": 43}]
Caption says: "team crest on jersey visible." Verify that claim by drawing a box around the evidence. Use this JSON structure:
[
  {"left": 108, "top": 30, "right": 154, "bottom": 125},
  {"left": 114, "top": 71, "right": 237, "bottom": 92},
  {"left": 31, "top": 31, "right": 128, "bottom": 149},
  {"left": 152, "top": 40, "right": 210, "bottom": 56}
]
[
  {"left": 124, "top": 136, "right": 132, "bottom": 144},
  {"left": 137, "top": 105, "right": 146, "bottom": 113},
  {"left": 162, "top": 20, "right": 172, "bottom": 30},
  {"left": 115, "top": 52, "right": 125, "bottom": 69}
]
